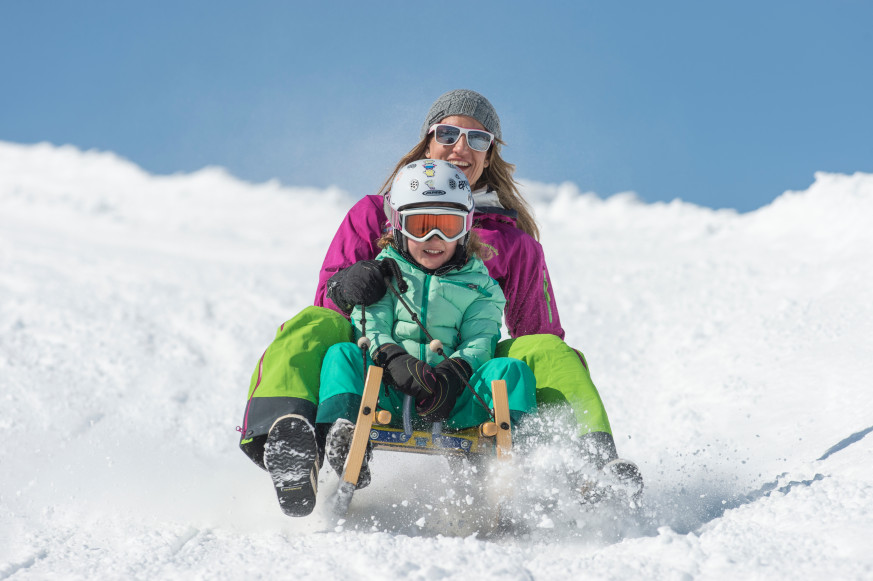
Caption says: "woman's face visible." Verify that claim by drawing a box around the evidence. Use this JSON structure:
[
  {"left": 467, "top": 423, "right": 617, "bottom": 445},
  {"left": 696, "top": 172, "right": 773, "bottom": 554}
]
[
  {"left": 425, "top": 115, "right": 491, "bottom": 187},
  {"left": 407, "top": 236, "right": 459, "bottom": 270}
]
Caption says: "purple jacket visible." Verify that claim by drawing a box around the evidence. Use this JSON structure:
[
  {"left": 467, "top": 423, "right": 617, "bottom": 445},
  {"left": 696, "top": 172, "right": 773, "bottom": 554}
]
[{"left": 314, "top": 194, "right": 564, "bottom": 339}]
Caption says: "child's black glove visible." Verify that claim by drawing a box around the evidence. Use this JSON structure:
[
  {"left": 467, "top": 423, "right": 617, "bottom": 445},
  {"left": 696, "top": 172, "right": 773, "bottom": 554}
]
[
  {"left": 326, "top": 258, "right": 399, "bottom": 314},
  {"left": 373, "top": 344, "right": 435, "bottom": 400},
  {"left": 415, "top": 357, "right": 472, "bottom": 422},
  {"left": 374, "top": 345, "right": 471, "bottom": 423}
]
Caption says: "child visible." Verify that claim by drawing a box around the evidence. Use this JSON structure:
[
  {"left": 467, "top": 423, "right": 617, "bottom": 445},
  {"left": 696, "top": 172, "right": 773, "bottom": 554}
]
[{"left": 263, "top": 159, "right": 537, "bottom": 517}]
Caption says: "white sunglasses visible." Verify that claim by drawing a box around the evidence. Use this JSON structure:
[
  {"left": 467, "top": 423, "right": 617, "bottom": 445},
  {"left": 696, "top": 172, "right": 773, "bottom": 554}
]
[{"left": 427, "top": 123, "right": 495, "bottom": 152}]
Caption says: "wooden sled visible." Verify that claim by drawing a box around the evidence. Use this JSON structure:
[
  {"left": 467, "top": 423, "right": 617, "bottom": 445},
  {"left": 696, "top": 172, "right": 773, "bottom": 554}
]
[{"left": 332, "top": 365, "right": 513, "bottom": 516}]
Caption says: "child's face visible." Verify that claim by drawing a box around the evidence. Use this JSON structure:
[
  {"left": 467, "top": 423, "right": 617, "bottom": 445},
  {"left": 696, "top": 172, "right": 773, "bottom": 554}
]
[{"left": 407, "top": 236, "right": 459, "bottom": 270}]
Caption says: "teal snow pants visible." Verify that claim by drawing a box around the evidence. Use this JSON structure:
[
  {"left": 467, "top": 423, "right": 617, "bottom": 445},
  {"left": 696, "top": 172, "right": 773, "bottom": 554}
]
[
  {"left": 238, "top": 306, "right": 612, "bottom": 467},
  {"left": 316, "top": 342, "right": 537, "bottom": 431}
]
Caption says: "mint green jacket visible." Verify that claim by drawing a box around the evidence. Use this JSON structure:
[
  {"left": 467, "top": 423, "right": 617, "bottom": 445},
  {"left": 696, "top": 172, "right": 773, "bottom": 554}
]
[{"left": 352, "top": 245, "right": 505, "bottom": 371}]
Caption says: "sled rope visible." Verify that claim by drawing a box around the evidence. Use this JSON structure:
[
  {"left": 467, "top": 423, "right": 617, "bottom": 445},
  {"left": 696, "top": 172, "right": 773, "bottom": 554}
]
[{"left": 358, "top": 306, "right": 369, "bottom": 374}]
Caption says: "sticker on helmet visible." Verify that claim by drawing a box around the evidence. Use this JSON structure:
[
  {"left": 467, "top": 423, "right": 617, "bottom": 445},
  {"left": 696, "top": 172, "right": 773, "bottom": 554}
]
[
  {"left": 423, "top": 179, "right": 445, "bottom": 196},
  {"left": 423, "top": 161, "right": 437, "bottom": 177}
]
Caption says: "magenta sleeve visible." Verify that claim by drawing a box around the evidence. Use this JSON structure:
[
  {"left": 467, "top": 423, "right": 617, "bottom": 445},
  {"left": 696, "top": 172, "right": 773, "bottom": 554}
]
[{"left": 314, "top": 195, "right": 388, "bottom": 314}]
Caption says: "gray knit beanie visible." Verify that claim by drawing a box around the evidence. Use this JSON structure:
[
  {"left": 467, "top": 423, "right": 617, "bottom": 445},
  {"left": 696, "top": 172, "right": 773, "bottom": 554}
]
[{"left": 420, "top": 89, "right": 502, "bottom": 142}]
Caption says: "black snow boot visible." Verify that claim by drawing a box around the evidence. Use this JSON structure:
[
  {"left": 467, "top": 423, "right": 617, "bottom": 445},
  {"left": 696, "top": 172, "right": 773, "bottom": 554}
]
[
  {"left": 263, "top": 414, "right": 320, "bottom": 517},
  {"left": 325, "top": 419, "right": 372, "bottom": 489},
  {"left": 602, "top": 458, "right": 644, "bottom": 504},
  {"left": 578, "top": 431, "right": 619, "bottom": 469},
  {"left": 577, "top": 431, "right": 644, "bottom": 506}
]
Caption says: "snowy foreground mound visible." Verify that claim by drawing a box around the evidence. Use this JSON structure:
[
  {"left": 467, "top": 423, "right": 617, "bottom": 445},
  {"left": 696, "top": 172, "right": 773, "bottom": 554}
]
[{"left": 2, "top": 141, "right": 872, "bottom": 580}]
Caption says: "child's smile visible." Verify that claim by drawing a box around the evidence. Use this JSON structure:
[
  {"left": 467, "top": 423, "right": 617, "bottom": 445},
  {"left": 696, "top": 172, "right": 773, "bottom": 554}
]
[{"left": 407, "top": 236, "right": 459, "bottom": 270}]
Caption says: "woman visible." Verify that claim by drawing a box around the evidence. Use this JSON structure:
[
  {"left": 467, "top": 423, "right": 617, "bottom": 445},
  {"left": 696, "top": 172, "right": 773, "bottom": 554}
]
[{"left": 239, "top": 90, "right": 642, "bottom": 511}]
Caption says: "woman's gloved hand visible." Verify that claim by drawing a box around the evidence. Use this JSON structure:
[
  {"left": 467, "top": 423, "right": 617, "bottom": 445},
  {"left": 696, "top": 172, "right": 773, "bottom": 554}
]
[{"left": 326, "top": 258, "right": 399, "bottom": 313}]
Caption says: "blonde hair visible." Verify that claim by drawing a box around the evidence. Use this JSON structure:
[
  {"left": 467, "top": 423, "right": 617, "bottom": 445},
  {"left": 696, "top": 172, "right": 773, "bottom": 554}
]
[
  {"left": 378, "top": 137, "right": 541, "bottom": 241},
  {"left": 377, "top": 231, "right": 493, "bottom": 262}
]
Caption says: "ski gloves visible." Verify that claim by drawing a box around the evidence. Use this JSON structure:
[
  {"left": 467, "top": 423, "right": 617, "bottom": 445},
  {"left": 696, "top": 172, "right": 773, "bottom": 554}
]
[
  {"left": 326, "top": 258, "right": 403, "bottom": 314},
  {"left": 373, "top": 344, "right": 473, "bottom": 423}
]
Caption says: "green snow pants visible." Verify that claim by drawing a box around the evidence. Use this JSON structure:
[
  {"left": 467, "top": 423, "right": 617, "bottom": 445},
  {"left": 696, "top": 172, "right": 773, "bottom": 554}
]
[
  {"left": 496, "top": 334, "right": 612, "bottom": 436},
  {"left": 238, "top": 306, "right": 612, "bottom": 468},
  {"left": 238, "top": 307, "right": 352, "bottom": 467},
  {"left": 316, "top": 342, "right": 537, "bottom": 431}
]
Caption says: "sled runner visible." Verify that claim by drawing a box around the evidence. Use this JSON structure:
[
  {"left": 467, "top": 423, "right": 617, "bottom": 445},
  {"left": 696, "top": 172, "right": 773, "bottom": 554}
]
[{"left": 331, "top": 364, "right": 513, "bottom": 516}]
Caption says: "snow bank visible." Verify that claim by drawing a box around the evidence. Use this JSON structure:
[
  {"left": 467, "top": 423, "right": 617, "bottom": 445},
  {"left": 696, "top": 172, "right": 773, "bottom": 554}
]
[{"left": 2, "top": 141, "right": 872, "bottom": 580}]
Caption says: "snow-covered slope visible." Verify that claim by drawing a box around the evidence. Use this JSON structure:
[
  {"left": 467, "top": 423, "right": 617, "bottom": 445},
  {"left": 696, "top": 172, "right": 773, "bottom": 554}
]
[{"left": 2, "top": 141, "right": 872, "bottom": 580}]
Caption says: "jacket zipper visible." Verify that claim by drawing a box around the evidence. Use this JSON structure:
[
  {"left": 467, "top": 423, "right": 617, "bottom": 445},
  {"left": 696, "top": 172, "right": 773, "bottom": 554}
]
[{"left": 418, "top": 274, "right": 432, "bottom": 360}]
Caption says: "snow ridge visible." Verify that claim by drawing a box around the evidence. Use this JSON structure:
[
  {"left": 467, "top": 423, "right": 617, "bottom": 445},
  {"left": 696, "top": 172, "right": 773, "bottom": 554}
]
[{"left": 2, "top": 141, "right": 872, "bottom": 580}]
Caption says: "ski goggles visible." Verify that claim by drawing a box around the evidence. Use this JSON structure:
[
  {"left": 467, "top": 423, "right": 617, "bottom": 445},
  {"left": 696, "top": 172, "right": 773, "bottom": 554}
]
[
  {"left": 427, "top": 123, "right": 495, "bottom": 152},
  {"left": 394, "top": 208, "right": 473, "bottom": 243}
]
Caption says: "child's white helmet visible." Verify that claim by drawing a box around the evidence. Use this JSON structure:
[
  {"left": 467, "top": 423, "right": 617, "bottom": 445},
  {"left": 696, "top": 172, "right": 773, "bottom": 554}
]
[
  {"left": 387, "top": 159, "right": 474, "bottom": 239},
  {"left": 388, "top": 159, "right": 473, "bottom": 212}
]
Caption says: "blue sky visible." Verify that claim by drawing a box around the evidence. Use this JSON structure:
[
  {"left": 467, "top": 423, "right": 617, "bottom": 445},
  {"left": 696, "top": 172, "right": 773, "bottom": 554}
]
[{"left": 2, "top": 1, "right": 871, "bottom": 212}]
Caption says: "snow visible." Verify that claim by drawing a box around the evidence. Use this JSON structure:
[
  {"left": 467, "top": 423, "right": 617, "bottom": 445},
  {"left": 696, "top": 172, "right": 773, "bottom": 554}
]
[{"left": 2, "top": 140, "right": 872, "bottom": 580}]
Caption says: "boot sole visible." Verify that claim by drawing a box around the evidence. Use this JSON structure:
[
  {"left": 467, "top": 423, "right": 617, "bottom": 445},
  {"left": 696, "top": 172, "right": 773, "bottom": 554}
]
[{"left": 264, "top": 414, "right": 319, "bottom": 517}]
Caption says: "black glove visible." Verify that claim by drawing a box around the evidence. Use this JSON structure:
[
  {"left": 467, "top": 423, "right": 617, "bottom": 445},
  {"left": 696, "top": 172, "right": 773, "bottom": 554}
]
[
  {"left": 374, "top": 345, "right": 472, "bottom": 423},
  {"left": 373, "top": 344, "right": 437, "bottom": 400},
  {"left": 415, "top": 357, "right": 472, "bottom": 422},
  {"left": 326, "top": 258, "right": 399, "bottom": 314}
]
